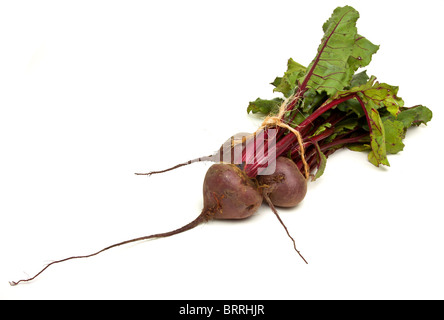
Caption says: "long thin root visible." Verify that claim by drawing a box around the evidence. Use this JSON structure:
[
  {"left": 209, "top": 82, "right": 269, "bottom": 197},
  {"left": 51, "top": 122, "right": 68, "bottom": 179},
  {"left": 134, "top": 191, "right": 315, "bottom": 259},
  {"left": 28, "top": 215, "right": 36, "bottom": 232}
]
[
  {"left": 263, "top": 193, "right": 308, "bottom": 264},
  {"left": 9, "top": 211, "right": 209, "bottom": 286},
  {"left": 135, "top": 155, "right": 214, "bottom": 176}
]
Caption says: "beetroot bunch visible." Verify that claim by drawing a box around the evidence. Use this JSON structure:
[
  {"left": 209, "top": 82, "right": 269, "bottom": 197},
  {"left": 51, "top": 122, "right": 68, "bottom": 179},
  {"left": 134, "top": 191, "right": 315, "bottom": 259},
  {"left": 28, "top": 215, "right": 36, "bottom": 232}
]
[{"left": 10, "top": 6, "right": 431, "bottom": 286}]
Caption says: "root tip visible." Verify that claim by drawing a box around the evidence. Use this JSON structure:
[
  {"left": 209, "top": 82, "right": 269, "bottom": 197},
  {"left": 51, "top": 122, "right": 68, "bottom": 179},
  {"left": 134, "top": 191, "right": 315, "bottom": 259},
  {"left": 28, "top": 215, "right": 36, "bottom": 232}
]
[{"left": 9, "top": 281, "right": 18, "bottom": 286}]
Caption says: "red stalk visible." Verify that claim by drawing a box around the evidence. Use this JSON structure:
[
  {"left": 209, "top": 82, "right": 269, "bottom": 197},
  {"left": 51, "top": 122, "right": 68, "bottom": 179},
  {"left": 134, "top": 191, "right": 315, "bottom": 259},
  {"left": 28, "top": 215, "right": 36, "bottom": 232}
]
[{"left": 244, "top": 94, "right": 357, "bottom": 177}]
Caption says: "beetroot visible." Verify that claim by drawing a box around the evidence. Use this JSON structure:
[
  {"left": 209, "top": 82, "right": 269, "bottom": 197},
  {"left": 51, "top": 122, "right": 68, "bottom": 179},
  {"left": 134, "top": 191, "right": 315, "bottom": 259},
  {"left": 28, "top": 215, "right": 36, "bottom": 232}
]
[
  {"left": 258, "top": 157, "right": 307, "bottom": 208},
  {"left": 203, "top": 164, "right": 263, "bottom": 220}
]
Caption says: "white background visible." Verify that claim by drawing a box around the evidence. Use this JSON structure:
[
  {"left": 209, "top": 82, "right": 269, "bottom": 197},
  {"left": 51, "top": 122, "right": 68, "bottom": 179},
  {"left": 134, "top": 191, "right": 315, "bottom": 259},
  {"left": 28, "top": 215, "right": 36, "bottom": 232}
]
[{"left": 1, "top": 0, "right": 443, "bottom": 300}]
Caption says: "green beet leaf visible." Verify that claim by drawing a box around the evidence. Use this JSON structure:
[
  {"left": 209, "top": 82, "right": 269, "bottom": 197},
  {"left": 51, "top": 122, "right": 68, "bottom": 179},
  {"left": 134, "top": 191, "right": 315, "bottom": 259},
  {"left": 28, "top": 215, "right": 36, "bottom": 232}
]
[
  {"left": 363, "top": 99, "right": 390, "bottom": 167},
  {"left": 247, "top": 97, "right": 284, "bottom": 115},
  {"left": 244, "top": 5, "right": 432, "bottom": 175},
  {"left": 300, "top": 6, "right": 378, "bottom": 96},
  {"left": 381, "top": 105, "right": 432, "bottom": 154},
  {"left": 396, "top": 105, "right": 433, "bottom": 127},
  {"left": 330, "top": 76, "right": 405, "bottom": 117},
  {"left": 271, "top": 58, "right": 306, "bottom": 98},
  {"left": 312, "top": 142, "right": 327, "bottom": 181},
  {"left": 349, "top": 70, "right": 370, "bottom": 88},
  {"left": 347, "top": 35, "right": 379, "bottom": 73},
  {"left": 382, "top": 119, "right": 406, "bottom": 154}
]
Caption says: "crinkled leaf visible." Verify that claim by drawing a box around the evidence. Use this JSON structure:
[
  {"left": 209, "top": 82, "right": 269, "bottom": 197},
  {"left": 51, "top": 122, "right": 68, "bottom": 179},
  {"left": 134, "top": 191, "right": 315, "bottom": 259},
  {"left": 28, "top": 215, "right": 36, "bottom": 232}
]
[
  {"left": 383, "top": 119, "right": 406, "bottom": 154},
  {"left": 396, "top": 105, "right": 433, "bottom": 127},
  {"left": 301, "top": 89, "right": 327, "bottom": 113},
  {"left": 382, "top": 105, "right": 432, "bottom": 128},
  {"left": 362, "top": 82, "right": 404, "bottom": 116},
  {"left": 365, "top": 100, "right": 390, "bottom": 167},
  {"left": 271, "top": 58, "right": 306, "bottom": 98},
  {"left": 301, "top": 6, "right": 378, "bottom": 96},
  {"left": 247, "top": 97, "right": 284, "bottom": 115},
  {"left": 349, "top": 104, "right": 431, "bottom": 159},
  {"left": 380, "top": 105, "right": 432, "bottom": 154},
  {"left": 302, "top": 6, "right": 359, "bottom": 95},
  {"left": 347, "top": 35, "right": 379, "bottom": 73},
  {"left": 350, "top": 70, "right": 370, "bottom": 88},
  {"left": 337, "top": 98, "right": 365, "bottom": 117},
  {"left": 332, "top": 76, "right": 405, "bottom": 116}
]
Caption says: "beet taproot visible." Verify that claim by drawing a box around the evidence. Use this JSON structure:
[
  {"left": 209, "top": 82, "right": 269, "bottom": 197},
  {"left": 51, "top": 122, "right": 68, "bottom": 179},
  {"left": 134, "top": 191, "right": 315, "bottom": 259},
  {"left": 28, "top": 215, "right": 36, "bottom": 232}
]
[
  {"left": 258, "top": 156, "right": 307, "bottom": 208},
  {"left": 203, "top": 163, "right": 263, "bottom": 220}
]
